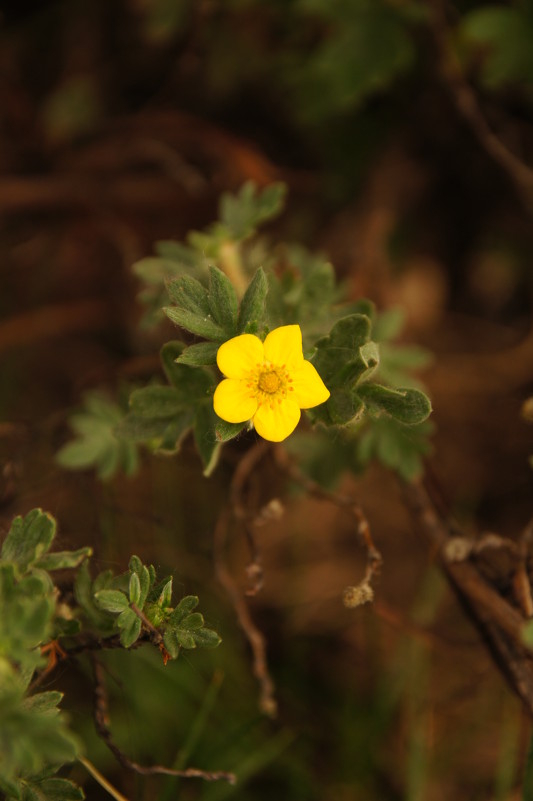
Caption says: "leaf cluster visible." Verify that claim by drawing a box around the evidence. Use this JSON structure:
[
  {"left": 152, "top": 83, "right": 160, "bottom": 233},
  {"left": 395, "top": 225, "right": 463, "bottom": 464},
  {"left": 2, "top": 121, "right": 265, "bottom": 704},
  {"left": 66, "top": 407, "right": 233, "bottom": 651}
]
[
  {"left": 0, "top": 509, "right": 89, "bottom": 800},
  {"left": 0, "top": 508, "right": 221, "bottom": 800},
  {"left": 56, "top": 392, "right": 139, "bottom": 481},
  {"left": 88, "top": 555, "right": 221, "bottom": 656},
  {"left": 133, "top": 181, "right": 285, "bottom": 327},
  {"left": 58, "top": 181, "right": 433, "bottom": 484}
]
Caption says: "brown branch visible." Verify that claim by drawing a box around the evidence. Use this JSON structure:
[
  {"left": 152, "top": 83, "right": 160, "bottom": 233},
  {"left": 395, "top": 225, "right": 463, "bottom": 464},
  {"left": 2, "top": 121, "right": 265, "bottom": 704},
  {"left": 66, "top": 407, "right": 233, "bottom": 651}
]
[
  {"left": 429, "top": 0, "right": 533, "bottom": 206},
  {"left": 91, "top": 655, "right": 236, "bottom": 784},
  {"left": 214, "top": 440, "right": 277, "bottom": 716},
  {"left": 214, "top": 506, "right": 277, "bottom": 717},
  {"left": 274, "top": 446, "right": 382, "bottom": 603},
  {"left": 403, "top": 478, "right": 533, "bottom": 716}
]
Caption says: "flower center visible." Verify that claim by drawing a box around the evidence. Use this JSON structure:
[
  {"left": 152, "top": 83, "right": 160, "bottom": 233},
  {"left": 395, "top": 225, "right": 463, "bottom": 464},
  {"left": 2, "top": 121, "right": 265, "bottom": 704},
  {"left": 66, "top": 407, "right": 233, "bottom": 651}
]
[{"left": 258, "top": 371, "right": 281, "bottom": 394}]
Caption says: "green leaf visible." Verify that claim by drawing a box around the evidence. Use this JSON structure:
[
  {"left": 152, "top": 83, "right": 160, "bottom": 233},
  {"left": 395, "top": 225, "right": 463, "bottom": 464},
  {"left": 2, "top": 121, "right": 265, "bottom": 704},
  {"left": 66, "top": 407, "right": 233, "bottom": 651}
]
[
  {"left": 166, "top": 275, "right": 211, "bottom": 316},
  {"left": 357, "top": 383, "right": 432, "bottom": 425},
  {"left": 355, "top": 418, "right": 433, "bottom": 481},
  {"left": 129, "top": 573, "right": 141, "bottom": 606},
  {"left": 33, "top": 778, "right": 84, "bottom": 800},
  {"left": 312, "top": 314, "right": 373, "bottom": 388},
  {"left": 163, "top": 628, "right": 181, "bottom": 659},
  {"left": 35, "top": 547, "right": 92, "bottom": 571},
  {"left": 238, "top": 267, "right": 268, "bottom": 332},
  {"left": 292, "top": 0, "right": 414, "bottom": 122},
  {"left": 180, "top": 612, "right": 204, "bottom": 630},
  {"left": 56, "top": 393, "right": 139, "bottom": 481},
  {"left": 325, "top": 387, "right": 365, "bottom": 426},
  {"left": 208, "top": 265, "right": 238, "bottom": 335},
  {"left": 219, "top": 182, "right": 286, "bottom": 240},
  {"left": 175, "top": 342, "right": 219, "bottom": 366},
  {"left": 129, "top": 386, "right": 185, "bottom": 419},
  {"left": 159, "top": 578, "right": 173, "bottom": 609},
  {"left": 174, "top": 629, "right": 196, "bottom": 649},
  {"left": 214, "top": 419, "right": 248, "bottom": 443},
  {"left": 135, "top": 565, "right": 152, "bottom": 609},
  {"left": 115, "top": 412, "right": 191, "bottom": 446},
  {"left": 169, "top": 596, "right": 199, "bottom": 625},
  {"left": 1, "top": 509, "right": 56, "bottom": 572},
  {"left": 461, "top": 6, "right": 533, "bottom": 88},
  {"left": 164, "top": 306, "right": 227, "bottom": 342},
  {"left": 117, "top": 609, "right": 142, "bottom": 648},
  {"left": 160, "top": 342, "right": 214, "bottom": 397},
  {"left": 191, "top": 628, "right": 222, "bottom": 649},
  {"left": 22, "top": 691, "right": 63, "bottom": 715},
  {"left": 73, "top": 563, "right": 113, "bottom": 631},
  {"left": 94, "top": 589, "right": 129, "bottom": 614}
]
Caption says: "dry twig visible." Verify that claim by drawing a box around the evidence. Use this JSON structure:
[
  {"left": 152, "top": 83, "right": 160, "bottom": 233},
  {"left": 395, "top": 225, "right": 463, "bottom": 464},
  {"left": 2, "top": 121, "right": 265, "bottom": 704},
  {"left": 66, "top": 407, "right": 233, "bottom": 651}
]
[
  {"left": 214, "top": 440, "right": 277, "bottom": 716},
  {"left": 429, "top": 0, "right": 533, "bottom": 207},
  {"left": 274, "top": 446, "right": 382, "bottom": 603},
  {"left": 403, "top": 478, "right": 533, "bottom": 716},
  {"left": 91, "top": 655, "right": 236, "bottom": 784}
]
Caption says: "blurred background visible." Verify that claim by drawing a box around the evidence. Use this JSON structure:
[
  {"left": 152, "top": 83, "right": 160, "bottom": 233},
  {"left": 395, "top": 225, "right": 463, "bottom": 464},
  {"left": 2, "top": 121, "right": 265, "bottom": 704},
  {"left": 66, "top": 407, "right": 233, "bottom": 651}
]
[{"left": 1, "top": 0, "right": 533, "bottom": 799}]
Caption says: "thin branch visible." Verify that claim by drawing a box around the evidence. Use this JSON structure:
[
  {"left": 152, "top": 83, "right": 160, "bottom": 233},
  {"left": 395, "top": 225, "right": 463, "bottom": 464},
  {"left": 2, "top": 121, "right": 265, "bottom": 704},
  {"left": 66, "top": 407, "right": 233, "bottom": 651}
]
[
  {"left": 214, "top": 504, "right": 277, "bottom": 717},
  {"left": 274, "top": 446, "right": 382, "bottom": 601},
  {"left": 429, "top": 0, "right": 533, "bottom": 205},
  {"left": 91, "top": 655, "right": 236, "bottom": 784},
  {"left": 403, "top": 478, "right": 533, "bottom": 716}
]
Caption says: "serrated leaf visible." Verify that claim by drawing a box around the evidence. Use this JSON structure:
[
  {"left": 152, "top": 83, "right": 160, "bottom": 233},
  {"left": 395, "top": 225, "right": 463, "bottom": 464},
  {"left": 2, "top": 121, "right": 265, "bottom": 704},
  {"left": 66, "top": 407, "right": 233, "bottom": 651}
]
[
  {"left": 208, "top": 265, "right": 238, "bottom": 335},
  {"left": 166, "top": 274, "right": 210, "bottom": 314},
  {"left": 219, "top": 181, "right": 286, "bottom": 240},
  {"left": 175, "top": 342, "right": 219, "bottom": 366},
  {"left": 129, "top": 386, "right": 185, "bottom": 419},
  {"left": 215, "top": 419, "right": 247, "bottom": 443},
  {"left": 22, "top": 691, "right": 63, "bottom": 715},
  {"left": 164, "top": 306, "right": 227, "bottom": 341},
  {"left": 238, "top": 267, "right": 268, "bottom": 332},
  {"left": 94, "top": 589, "right": 129, "bottom": 614},
  {"left": 169, "top": 595, "right": 199, "bottom": 625},
  {"left": 1, "top": 509, "right": 56, "bottom": 571},
  {"left": 35, "top": 547, "right": 92, "bottom": 571},
  {"left": 160, "top": 342, "right": 214, "bottom": 397},
  {"left": 312, "top": 314, "right": 372, "bottom": 388},
  {"left": 358, "top": 383, "right": 432, "bottom": 425}
]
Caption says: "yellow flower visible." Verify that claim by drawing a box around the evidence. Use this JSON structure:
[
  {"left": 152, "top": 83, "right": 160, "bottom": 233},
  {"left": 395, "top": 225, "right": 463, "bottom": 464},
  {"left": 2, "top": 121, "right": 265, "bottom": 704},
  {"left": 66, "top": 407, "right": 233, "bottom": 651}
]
[{"left": 213, "top": 324, "right": 330, "bottom": 442}]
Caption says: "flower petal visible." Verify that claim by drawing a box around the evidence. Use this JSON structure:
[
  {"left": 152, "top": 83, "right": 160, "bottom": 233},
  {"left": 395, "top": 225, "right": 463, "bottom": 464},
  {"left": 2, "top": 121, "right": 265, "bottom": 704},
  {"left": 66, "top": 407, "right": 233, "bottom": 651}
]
[
  {"left": 263, "top": 325, "right": 304, "bottom": 370},
  {"left": 217, "top": 334, "right": 264, "bottom": 379},
  {"left": 214, "top": 379, "right": 258, "bottom": 423},
  {"left": 291, "top": 361, "right": 330, "bottom": 409},
  {"left": 253, "top": 398, "right": 301, "bottom": 442}
]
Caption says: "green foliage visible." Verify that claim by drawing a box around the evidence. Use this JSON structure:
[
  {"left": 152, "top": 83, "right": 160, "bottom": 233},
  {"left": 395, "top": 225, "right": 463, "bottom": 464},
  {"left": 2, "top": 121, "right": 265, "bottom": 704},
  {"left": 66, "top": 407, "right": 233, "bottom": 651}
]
[
  {"left": 92, "top": 555, "right": 221, "bottom": 655},
  {"left": 58, "top": 182, "right": 433, "bottom": 483},
  {"left": 133, "top": 182, "right": 285, "bottom": 327},
  {"left": 288, "top": 0, "right": 416, "bottom": 124},
  {"left": 56, "top": 393, "right": 139, "bottom": 481},
  {"left": 0, "top": 508, "right": 221, "bottom": 799},
  {"left": 461, "top": 3, "right": 533, "bottom": 92}
]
